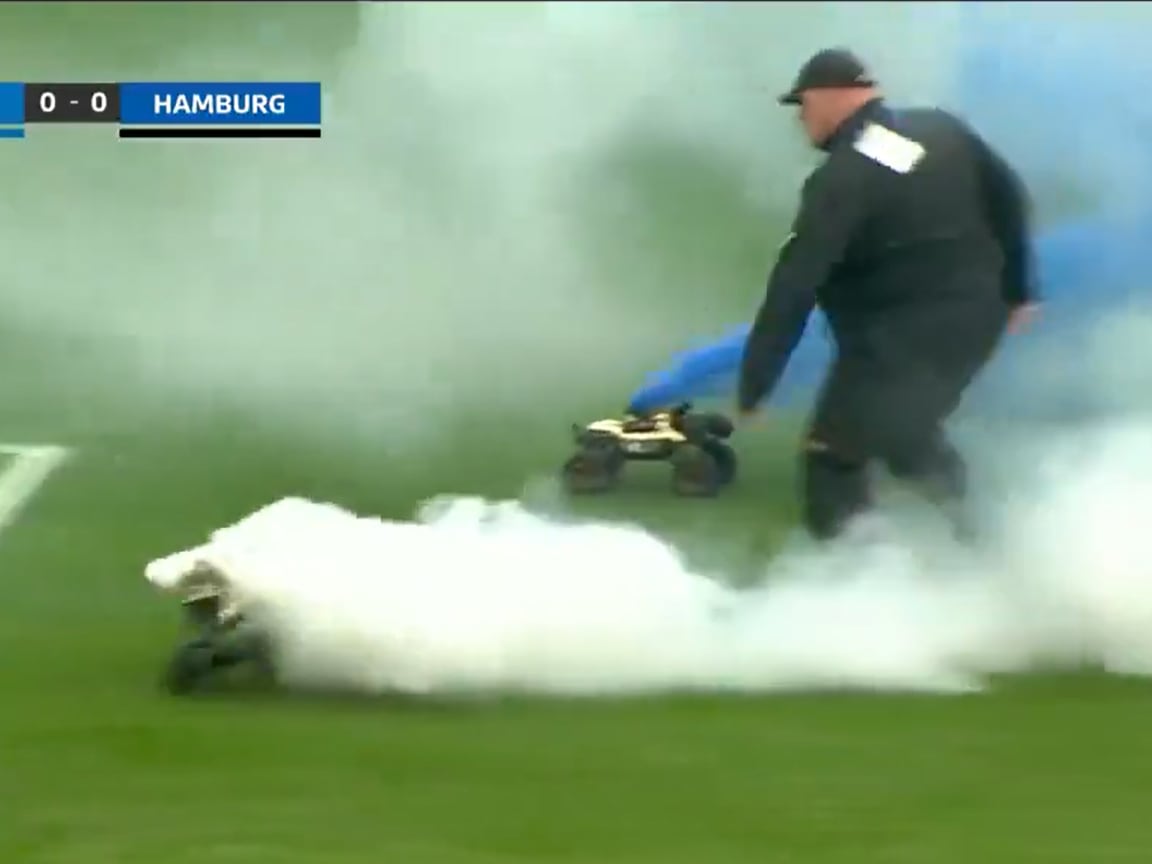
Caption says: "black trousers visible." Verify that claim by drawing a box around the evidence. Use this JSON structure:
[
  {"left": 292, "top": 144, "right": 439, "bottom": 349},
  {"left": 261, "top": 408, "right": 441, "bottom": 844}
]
[
  {"left": 800, "top": 304, "right": 1006, "bottom": 541},
  {"left": 802, "top": 426, "right": 970, "bottom": 541}
]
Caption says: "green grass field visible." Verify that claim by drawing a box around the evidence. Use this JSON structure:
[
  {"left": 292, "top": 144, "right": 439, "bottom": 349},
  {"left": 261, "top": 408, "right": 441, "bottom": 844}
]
[
  {"left": 2, "top": 3, "right": 1151, "bottom": 862},
  {"left": 4, "top": 375, "right": 1152, "bottom": 864},
  {"left": 6, "top": 405, "right": 1152, "bottom": 864}
]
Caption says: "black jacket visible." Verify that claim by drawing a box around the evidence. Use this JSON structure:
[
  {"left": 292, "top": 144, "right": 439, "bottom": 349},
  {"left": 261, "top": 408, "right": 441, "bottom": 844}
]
[{"left": 738, "top": 98, "right": 1036, "bottom": 411}]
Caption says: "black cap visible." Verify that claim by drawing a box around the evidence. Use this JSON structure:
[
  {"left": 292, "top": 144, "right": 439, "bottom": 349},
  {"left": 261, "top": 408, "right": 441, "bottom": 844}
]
[{"left": 778, "top": 48, "right": 875, "bottom": 105}]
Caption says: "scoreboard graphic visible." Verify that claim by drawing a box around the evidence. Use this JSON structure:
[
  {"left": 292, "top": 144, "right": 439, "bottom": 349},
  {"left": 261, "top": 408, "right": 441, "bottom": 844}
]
[{"left": 0, "top": 81, "right": 321, "bottom": 139}]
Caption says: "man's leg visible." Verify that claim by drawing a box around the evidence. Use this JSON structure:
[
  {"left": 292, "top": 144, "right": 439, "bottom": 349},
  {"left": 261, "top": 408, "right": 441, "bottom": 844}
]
[
  {"left": 801, "top": 440, "right": 873, "bottom": 540},
  {"left": 800, "top": 360, "right": 879, "bottom": 541},
  {"left": 876, "top": 297, "right": 1005, "bottom": 539},
  {"left": 884, "top": 428, "right": 976, "bottom": 541}
]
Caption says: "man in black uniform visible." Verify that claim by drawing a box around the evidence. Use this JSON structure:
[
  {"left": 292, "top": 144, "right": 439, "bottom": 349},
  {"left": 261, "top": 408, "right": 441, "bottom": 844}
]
[{"left": 737, "top": 48, "right": 1040, "bottom": 541}]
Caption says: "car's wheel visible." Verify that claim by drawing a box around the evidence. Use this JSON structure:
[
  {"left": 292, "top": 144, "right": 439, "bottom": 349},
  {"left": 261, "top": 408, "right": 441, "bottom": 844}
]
[
  {"left": 164, "top": 638, "right": 218, "bottom": 695},
  {"left": 215, "top": 626, "right": 277, "bottom": 683},
  {"left": 679, "top": 412, "right": 734, "bottom": 442},
  {"left": 701, "top": 439, "right": 737, "bottom": 486},
  {"left": 561, "top": 442, "right": 623, "bottom": 494},
  {"left": 701, "top": 413, "right": 735, "bottom": 440},
  {"left": 670, "top": 445, "right": 725, "bottom": 497}
]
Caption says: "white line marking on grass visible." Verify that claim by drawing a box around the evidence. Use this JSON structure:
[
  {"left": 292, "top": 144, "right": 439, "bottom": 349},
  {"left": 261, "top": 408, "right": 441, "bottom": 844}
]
[{"left": 0, "top": 444, "right": 72, "bottom": 538}]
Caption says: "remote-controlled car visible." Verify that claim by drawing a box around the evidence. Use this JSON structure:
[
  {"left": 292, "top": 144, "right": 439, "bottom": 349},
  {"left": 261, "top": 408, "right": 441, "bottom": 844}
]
[
  {"left": 156, "top": 559, "right": 275, "bottom": 695},
  {"left": 561, "top": 403, "right": 736, "bottom": 497}
]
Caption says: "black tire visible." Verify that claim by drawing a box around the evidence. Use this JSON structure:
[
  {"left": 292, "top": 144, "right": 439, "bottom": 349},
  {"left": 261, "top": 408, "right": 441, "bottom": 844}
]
[
  {"left": 678, "top": 412, "right": 734, "bottom": 442},
  {"left": 701, "top": 413, "right": 735, "bottom": 440},
  {"left": 165, "top": 639, "right": 218, "bottom": 695},
  {"left": 561, "top": 443, "right": 623, "bottom": 494},
  {"left": 701, "top": 439, "right": 737, "bottom": 486},
  {"left": 670, "top": 445, "right": 724, "bottom": 497},
  {"left": 215, "top": 626, "right": 277, "bottom": 683}
]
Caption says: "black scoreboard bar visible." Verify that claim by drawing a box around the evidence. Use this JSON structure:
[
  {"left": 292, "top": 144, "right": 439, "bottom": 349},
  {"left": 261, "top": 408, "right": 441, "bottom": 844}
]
[
  {"left": 117, "top": 127, "right": 322, "bottom": 139},
  {"left": 24, "top": 82, "right": 120, "bottom": 123}
]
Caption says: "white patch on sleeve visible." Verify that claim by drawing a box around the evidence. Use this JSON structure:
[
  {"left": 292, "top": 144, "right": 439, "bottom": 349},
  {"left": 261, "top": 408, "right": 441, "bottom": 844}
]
[{"left": 853, "top": 122, "right": 925, "bottom": 174}]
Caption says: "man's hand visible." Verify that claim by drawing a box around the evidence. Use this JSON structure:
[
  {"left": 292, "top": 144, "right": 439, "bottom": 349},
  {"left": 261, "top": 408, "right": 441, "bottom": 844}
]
[{"left": 1008, "top": 302, "right": 1040, "bottom": 334}]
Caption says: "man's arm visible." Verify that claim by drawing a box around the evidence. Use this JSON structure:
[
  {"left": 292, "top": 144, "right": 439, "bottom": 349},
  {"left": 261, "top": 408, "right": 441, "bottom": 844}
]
[
  {"left": 738, "top": 163, "right": 866, "bottom": 412},
  {"left": 967, "top": 128, "right": 1038, "bottom": 308}
]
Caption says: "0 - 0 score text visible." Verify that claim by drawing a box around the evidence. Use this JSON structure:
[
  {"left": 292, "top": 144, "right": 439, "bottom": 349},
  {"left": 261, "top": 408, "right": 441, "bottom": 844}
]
[{"left": 23, "top": 83, "right": 120, "bottom": 124}]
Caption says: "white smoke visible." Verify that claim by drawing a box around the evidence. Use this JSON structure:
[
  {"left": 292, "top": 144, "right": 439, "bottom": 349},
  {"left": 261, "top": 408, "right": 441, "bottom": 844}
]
[
  {"left": 0, "top": 3, "right": 969, "bottom": 452},
  {"left": 130, "top": 1, "right": 1152, "bottom": 705},
  {"left": 145, "top": 411, "right": 1152, "bottom": 697}
]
